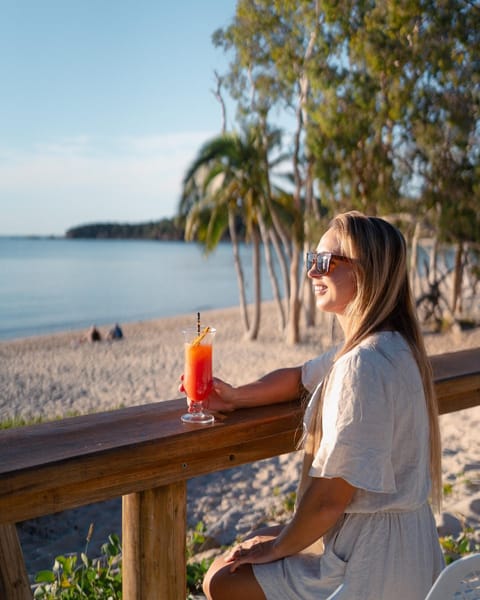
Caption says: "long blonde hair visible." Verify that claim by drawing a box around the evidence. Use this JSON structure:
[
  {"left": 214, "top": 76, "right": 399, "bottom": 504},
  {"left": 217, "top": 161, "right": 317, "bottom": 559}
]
[{"left": 301, "top": 211, "right": 442, "bottom": 511}]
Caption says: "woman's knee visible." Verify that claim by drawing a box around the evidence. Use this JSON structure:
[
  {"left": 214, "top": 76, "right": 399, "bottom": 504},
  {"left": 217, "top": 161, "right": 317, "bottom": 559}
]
[
  {"left": 203, "top": 558, "right": 266, "bottom": 600},
  {"left": 202, "top": 555, "right": 228, "bottom": 599}
]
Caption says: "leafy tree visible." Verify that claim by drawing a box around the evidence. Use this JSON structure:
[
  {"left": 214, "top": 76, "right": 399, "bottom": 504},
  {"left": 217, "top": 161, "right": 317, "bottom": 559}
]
[
  {"left": 407, "top": 0, "right": 480, "bottom": 318},
  {"left": 213, "top": 0, "right": 328, "bottom": 343},
  {"left": 212, "top": 0, "right": 480, "bottom": 335},
  {"left": 65, "top": 219, "right": 184, "bottom": 240}
]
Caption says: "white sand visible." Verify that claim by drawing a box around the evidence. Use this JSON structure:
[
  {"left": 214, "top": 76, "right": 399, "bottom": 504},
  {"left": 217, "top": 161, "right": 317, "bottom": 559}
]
[{"left": 1, "top": 302, "right": 479, "bottom": 582}]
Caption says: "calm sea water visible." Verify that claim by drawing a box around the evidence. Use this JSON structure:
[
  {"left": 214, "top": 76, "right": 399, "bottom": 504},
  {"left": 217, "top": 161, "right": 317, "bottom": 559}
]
[{"left": 0, "top": 237, "right": 275, "bottom": 341}]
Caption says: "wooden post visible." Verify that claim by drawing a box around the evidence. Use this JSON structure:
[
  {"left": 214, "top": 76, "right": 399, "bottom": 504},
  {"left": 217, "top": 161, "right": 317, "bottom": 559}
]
[
  {"left": 122, "top": 482, "right": 187, "bottom": 600},
  {"left": 0, "top": 523, "right": 32, "bottom": 600}
]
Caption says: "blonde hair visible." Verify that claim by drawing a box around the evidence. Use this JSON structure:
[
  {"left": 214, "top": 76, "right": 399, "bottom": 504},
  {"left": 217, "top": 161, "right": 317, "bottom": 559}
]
[{"left": 300, "top": 211, "right": 442, "bottom": 512}]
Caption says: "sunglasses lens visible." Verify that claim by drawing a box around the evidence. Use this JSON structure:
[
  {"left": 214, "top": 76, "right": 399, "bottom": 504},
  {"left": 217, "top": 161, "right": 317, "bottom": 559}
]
[
  {"left": 309, "top": 254, "right": 318, "bottom": 271},
  {"left": 306, "top": 252, "right": 330, "bottom": 274},
  {"left": 320, "top": 254, "right": 330, "bottom": 274}
]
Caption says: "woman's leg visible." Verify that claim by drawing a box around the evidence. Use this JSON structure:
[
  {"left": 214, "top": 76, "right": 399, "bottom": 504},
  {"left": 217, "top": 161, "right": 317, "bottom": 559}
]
[
  {"left": 203, "top": 524, "right": 284, "bottom": 600},
  {"left": 203, "top": 555, "right": 266, "bottom": 600}
]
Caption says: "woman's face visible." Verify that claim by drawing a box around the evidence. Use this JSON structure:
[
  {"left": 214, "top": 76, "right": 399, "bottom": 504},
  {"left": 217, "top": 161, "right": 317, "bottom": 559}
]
[{"left": 308, "top": 227, "right": 357, "bottom": 317}]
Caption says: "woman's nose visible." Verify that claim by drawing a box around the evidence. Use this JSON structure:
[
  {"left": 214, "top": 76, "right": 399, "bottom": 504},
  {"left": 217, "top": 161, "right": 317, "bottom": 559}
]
[{"left": 307, "top": 265, "right": 321, "bottom": 279}]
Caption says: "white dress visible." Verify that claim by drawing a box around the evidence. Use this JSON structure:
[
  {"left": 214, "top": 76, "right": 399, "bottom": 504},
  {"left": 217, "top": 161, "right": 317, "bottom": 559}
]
[{"left": 253, "top": 331, "right": 445, "bottom": 599}]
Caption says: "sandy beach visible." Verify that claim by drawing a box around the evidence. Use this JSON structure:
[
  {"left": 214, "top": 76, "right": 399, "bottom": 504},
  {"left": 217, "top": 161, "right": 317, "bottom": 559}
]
[{"left": 1, "top": 301, "right": 480, "bottom": 585}]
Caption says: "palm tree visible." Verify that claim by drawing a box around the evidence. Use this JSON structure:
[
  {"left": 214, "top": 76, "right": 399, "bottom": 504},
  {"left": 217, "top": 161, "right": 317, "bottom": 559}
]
[{"left": 179, "top": 126, "right": 281, "bottom": 340}]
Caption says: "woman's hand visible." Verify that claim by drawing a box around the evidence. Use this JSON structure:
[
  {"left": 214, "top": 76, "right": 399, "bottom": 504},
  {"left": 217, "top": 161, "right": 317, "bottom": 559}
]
[
  {"left": 224, "top": 536, "right": 281, "bottom": 572},
  {"left": 179, "top": 376, "right": 237, "bottom": 413},
  {"left": 179, "top": 366, "right": 303, "bottom": 414}
]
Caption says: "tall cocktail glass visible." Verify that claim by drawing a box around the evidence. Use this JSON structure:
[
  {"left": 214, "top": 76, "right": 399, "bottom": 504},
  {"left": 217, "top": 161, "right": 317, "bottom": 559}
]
[{"left": 181, "top": 326, "right": 216, "bottom": 424}]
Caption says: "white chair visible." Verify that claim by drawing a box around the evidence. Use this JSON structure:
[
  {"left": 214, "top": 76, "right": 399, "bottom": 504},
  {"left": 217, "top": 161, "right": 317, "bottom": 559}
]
[{"left": 425, "top": 553, "right": 480, "bottom": 599}]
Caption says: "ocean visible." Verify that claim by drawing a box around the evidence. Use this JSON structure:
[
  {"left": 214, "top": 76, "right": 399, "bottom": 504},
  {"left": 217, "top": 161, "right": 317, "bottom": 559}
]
[{"left": 0, "top": 237, "right": 275, "bottom": 341}]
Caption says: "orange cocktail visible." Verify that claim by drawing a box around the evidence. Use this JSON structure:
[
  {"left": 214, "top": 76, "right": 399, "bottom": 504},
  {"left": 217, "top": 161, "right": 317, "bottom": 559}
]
[
  {"left": 181, "top": 326, "right": 216, "bottom": 424},
  {"left": 184, "top": 341, "right": 213, "bottom": 401}
]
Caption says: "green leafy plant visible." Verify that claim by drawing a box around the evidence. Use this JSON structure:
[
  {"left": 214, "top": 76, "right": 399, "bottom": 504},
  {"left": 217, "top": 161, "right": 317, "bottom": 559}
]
[
  {"left": 442, "top": 482, "right": 454, "bottom": 497},
  {"left": 282, "top": 491, "right": 297, "bottom": 514},
  {"left": 439, "top": 526, "right": 480, "bottom": 565},
  {"left": 187, "top": 557, "right": 211, "bottom": 597},
  {"left": 440, "top": 477, "right": 480, "bottom": 564},
  {"left": 186, "top": 521, "right": 214, "bottom": 595},
  {"left": 0, "top": 415, "right": 44, "bottom": 429},
  {"left": 186, "top": 521, "right": 208, "bottom": 557},
  {"left": 32, "top": 520, "right": 217, "bottom": 599},
  {"left": 33, "top": 526, "right": 122, "bottom": 599}
]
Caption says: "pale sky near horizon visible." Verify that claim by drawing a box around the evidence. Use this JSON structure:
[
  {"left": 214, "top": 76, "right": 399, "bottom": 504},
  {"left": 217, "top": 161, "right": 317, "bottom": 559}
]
[{"left": 0, "top": 1, "right": 239, "bottom": 236}]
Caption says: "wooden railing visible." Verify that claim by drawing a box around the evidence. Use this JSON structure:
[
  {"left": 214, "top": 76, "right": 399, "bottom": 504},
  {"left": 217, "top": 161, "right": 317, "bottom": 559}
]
[{"left": 0, "top": 347, "right": 479, "bottom": 599}]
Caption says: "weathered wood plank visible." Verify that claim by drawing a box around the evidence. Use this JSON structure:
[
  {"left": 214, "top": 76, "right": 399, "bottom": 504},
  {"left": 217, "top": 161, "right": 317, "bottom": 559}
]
[
  {"left": 436, "top": 373, "right": 480, "bottom": 414},
  {"left": 431, "top": 348, "right": 480, "bottom": 414},
  {"left": 0, "top": 402, "right": 302, "bottom": 524},
  {"left": 0, "top": 524, "right": 32, "bottom": 599},
  {"left": 122, "top": 483, "right": 187, "bottom": 600},
  {"left": 431, "top": 347, "right": 479, "bottom": 382},
  {"left": 0, "top": 397, "right": 302, "bottom": 474}
]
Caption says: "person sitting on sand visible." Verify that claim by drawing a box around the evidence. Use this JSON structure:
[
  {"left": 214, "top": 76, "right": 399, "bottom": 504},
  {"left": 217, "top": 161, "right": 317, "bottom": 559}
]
[
  {"left": 190, "top": 211, "right": 445, "bottom": 600},
  {"left": 107, "top": 323, "right": 123, "bottom": 340},
  {"left": 87, "top": 325, "right": 102, "bottom": 342}
]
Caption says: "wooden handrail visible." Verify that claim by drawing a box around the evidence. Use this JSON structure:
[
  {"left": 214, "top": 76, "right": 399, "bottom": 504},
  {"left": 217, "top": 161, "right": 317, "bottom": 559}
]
[
  {"left": 430, "top": 348, "right": 480, "bottom": 414},
  {"left": 0, "top": 398, "right": 302, "bottom": 525},
  {"left": 0, "top": 347, "right": 479, "bottom": 599}
]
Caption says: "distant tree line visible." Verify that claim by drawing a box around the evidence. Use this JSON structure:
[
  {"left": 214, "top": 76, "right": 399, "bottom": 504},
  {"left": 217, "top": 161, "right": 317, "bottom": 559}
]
[
  {"left": 66, "top": 217, "right": 247, "bottom": 241},
  {"left": 65, "top": 219, "right": 185, "bottom": 241}
]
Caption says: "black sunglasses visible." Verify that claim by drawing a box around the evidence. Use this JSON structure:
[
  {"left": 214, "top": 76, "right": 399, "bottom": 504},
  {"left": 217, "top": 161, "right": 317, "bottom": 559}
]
[{"left": 305, "top": 251, "right": 351, "bottom": 275}]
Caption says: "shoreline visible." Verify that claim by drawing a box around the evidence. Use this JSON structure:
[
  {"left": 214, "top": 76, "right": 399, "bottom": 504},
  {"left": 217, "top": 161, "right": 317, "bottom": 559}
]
[{"left": 2, "top": 302, "right": 479, "bottom": 581}]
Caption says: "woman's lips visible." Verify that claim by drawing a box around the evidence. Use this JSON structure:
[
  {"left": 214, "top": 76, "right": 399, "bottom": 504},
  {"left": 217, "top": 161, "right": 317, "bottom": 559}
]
[{"left": 313, "top": 284, "right": 327, "bottom": 295}]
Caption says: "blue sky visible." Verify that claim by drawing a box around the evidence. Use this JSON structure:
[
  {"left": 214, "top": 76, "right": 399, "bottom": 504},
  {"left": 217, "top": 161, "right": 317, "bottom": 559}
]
[{"left": 0, "top": 1, "right": 238, "bottom": 235}]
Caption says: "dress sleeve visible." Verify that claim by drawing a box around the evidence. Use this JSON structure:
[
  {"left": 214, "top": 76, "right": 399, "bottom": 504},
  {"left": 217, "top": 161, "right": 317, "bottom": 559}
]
[
  {"left": 301, "top": 345, "right": 338, "bottom": 392},
  {"left": 309, "top": 349, "right": 397, "bottom": 494}
]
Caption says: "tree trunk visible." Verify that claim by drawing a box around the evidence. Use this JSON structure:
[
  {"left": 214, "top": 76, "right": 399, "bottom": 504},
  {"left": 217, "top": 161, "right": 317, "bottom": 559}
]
[
  {"left": 229, "top": 210, "right": 250, "bottom": 332},
  {"left": 452, "top": 242, "right": 464, "bottom": 318},
  {"left": 303, "top": 154, "right": 316, "bottom": 328},
  {"left": 269, "top": 227, "right": 290, "bottom": 313},
  {"left": 429, "top": 235, "right": 439, "bottom": 286},
  {"left": 257, "top": 109, "right": 290, "bottom": 323},
  {"left": 286, "top": 245, "right": 301, "bottom": 345},
  {"left": 258, "top": 211, "right": 286, "bottom": 330},
  {"left": 410, "top": 220, "right": 421, "bottom": 298},
  {"left": 245, "top": 227, "right": 261, "bottom": 340},
  {"left": 304, "top": 276, "right": 316, "bottom": 328},
  {"left": 213, "top": 71, "right": 227, "bottom": 133}
]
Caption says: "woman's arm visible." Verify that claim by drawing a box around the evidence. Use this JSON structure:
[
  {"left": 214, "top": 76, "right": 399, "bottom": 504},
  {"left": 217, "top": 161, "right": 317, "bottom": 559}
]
[
  {"left": 225, "top": 476, "right": 355, "bottom": 570},
  {"left": 272, "top": 476, "right": 355, "bottom": 555},
  {"left": 206, "top": 366, "right": 304, "bottom": 412}
]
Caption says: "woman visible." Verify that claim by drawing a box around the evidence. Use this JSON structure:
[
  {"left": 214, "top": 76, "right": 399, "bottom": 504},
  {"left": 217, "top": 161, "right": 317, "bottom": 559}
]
[{"left": 200, "top": 211, "right": 445, "bottom": 599}]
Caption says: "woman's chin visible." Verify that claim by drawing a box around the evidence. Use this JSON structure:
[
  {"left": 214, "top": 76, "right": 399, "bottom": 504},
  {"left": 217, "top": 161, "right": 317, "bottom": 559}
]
[
  {"left": 315, "top": 299, "right": 344, "bottom": 316},
  {"left": 315, "top": 297, "right": 330, "bottom": 311}
]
